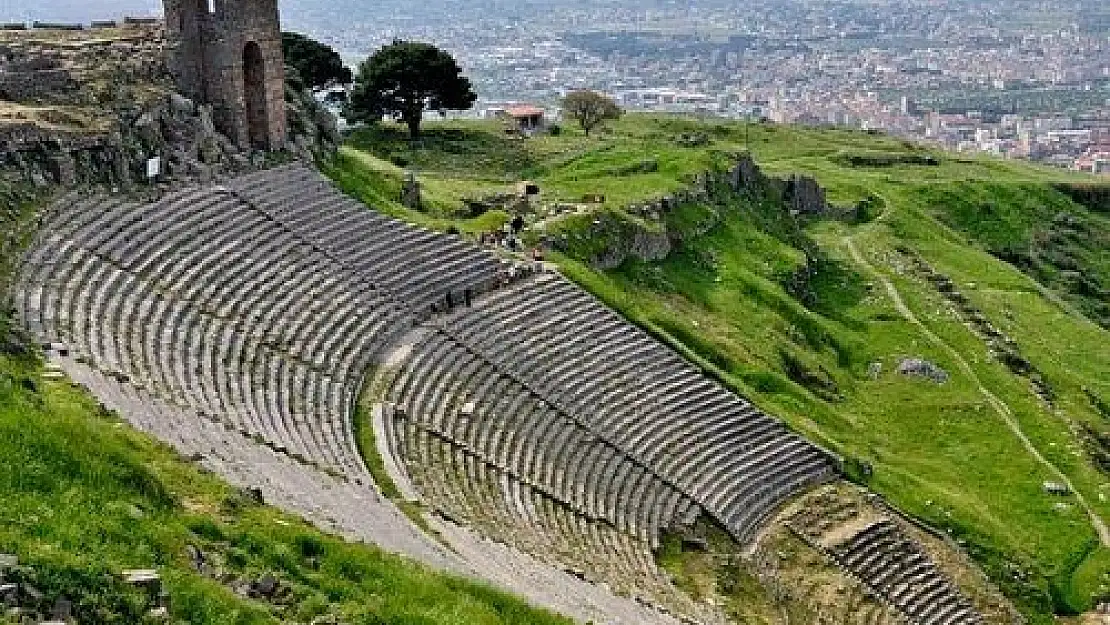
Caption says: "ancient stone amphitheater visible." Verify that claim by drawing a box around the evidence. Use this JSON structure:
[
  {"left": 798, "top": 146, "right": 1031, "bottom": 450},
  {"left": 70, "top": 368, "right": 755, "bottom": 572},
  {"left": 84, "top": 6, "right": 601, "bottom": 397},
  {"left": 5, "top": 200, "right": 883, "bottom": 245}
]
[{"left": 14, "top": 164, "right": 1005, "bottom": 624}]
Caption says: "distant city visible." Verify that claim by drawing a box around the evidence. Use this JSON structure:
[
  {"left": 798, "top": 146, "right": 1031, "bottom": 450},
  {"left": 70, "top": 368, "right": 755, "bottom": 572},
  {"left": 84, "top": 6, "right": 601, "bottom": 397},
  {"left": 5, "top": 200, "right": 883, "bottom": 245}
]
[{"left": 20, "top": 0, "right": 1110, "bottom": 173}]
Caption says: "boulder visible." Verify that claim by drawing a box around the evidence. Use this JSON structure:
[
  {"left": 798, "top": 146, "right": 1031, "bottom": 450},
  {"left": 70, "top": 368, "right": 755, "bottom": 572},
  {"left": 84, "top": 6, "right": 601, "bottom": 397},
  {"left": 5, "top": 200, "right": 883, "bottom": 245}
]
[
  {"left": 185, "top": 544, "right": 206, "bottom": 572},
  {"left": 168, "top": 92, "right": 195, "bottom": 117},
  {"left": 1042, "top": 481, "right": 1071, "bottom": 496},
  {"left": 786, "top": 174, "right": 827, "bottom": 215},
  {"left": 896, "top": 358, "right": 949, "bottom": 384},
  {"left": 50, "top": 597, "right": 72, "bottom": 621},
  {"left": 867, "top": 362, "right": 883, "bottom": 379},
  {"left": 249, "top": 573, "right": 280, "bottom": 599}
]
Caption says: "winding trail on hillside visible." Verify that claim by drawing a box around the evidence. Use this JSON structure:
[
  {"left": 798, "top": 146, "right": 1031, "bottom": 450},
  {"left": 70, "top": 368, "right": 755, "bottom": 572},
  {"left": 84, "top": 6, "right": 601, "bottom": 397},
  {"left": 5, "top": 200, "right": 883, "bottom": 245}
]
[{"left": 843, "top": 234, "right": 1110, "bottom": 547}]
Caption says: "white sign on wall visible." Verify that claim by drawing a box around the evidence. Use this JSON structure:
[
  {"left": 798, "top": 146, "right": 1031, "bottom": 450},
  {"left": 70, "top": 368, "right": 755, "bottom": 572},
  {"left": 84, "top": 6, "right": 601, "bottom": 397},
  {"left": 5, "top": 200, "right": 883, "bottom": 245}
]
[{"left": 146, "top": 157, "right": 162, "bottom": 180}]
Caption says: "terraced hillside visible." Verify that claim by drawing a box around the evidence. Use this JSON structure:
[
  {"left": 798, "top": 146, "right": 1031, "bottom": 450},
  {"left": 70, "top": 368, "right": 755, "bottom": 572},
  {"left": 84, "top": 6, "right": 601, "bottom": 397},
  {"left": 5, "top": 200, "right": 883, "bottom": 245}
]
[
  {"left": 9, "top": 162, "right": 1012, "bottom": 624},
  {"left": 328, "top": 115, "right": 1110, "bottom": 623}
]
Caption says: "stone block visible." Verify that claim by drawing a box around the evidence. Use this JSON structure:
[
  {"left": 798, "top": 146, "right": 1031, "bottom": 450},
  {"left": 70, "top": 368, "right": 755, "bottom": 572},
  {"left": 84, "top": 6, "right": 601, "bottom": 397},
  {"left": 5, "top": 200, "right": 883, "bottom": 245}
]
[
  {"left": 32, "top": 22, "right": 84, "bottom": 31},
  {"left": 1042, "top": 481, "right": 1071, "bottom": 496},
  {"left": 47, "top": 152, "right": 76, "bottom": 185}
]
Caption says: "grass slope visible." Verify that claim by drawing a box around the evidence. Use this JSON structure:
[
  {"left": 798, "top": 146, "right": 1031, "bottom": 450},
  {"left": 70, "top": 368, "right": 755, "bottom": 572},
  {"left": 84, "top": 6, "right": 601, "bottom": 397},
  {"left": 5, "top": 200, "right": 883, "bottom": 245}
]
[{"left": 330, "top": 116, "right": 1110, "bottom": 622}]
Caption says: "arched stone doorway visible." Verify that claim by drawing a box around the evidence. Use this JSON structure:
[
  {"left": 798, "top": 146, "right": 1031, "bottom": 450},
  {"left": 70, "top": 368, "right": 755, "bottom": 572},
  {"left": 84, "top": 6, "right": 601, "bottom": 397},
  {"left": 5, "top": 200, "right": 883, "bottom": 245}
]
[{"left": 243, "top": 41, "right": 269, "bottom": 149}]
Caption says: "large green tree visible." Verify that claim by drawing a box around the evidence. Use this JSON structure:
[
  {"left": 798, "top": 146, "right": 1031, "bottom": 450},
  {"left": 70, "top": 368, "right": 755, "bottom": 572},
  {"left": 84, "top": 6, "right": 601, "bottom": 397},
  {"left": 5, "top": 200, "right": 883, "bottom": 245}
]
[
  {"left": 282, "top": 32, "right": 353, "bottom": 91},
  {"left": 346, "top": 40, "right": 477, "bottom": 139}
]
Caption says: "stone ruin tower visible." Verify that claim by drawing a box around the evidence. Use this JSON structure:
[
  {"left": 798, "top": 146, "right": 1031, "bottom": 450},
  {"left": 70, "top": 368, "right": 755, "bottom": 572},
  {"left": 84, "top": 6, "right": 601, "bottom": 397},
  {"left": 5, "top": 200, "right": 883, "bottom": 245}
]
[{"left": 163, "top": 0, "right": 287, "bottom": 150}]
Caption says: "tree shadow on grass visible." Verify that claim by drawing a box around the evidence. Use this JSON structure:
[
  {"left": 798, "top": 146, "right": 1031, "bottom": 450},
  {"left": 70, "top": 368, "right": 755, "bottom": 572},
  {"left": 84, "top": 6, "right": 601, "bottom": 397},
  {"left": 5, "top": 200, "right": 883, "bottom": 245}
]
[{"left": 346, "top": 123, "right": 536, "bottom": 180}]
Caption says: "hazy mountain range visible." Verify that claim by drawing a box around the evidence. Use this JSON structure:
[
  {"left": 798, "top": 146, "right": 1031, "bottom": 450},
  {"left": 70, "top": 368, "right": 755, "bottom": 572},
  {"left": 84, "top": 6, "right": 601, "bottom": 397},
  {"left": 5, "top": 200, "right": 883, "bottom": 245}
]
[{"left": 1, "top": 0, "right": 159, "bottom": 24}]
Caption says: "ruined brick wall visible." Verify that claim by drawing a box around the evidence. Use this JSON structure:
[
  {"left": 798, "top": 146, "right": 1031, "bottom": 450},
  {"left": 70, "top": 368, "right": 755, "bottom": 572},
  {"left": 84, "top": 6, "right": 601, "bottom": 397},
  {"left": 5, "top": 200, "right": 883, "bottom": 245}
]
[
  {"left": 164, "top": 0, "right": 286, "bottom": 150},
  {"left": 163, "top": 0, "right": 208, "bottom": 102},
  {"left": 207, "top": 0, "right": 287, "bottom": 150}
]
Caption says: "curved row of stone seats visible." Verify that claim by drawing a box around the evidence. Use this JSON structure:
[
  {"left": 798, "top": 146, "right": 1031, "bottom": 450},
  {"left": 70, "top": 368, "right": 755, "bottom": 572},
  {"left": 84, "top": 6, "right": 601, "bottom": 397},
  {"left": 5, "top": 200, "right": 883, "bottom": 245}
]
[
  {"left": 436, "top": 272, "right": 839, "bottom": 545},
  {"left": 20, "top": 208, "right": 327, "bottom": 471},
  {"left": 227, "top": 164, "right": 505, "bottom": 315},
  {"left": 384, "top": 330, "right": 700, "bottom": 546},
  {"left": 832, "top": 521, "right": 983, "bottom": 625},
  {"left": 14, "top": 188, "right": 416, "bottom": 481},
  {"left": 383, "top": 404, "right": 712, "bottom": 618},
  {"left": 67, "top": 359, "right": 353, "bottom": 511},
  {"left": 20, "top": 240, "right": 359, "bottom": 475}
]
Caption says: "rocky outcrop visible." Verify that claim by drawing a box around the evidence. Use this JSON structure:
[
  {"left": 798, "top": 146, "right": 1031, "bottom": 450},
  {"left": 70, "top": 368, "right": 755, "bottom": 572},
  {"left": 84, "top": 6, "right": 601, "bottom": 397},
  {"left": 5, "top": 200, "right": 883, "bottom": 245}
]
[
  {"left": 285, "top": 81, "right": 340, "bottom": 160},
  {"left": 592, "top": 221, "right": 673, "bottom": 268},
  {"left": 544, "top": 153, "right": 833, "bottom": 269},
  {"left": 725, "top": 154, "right": 827, "bottom": 215},
  {"left": 784, "top": 174, "right": 828, "bottom": 215},
  {"left": 729, "top": 153, "right": 763, "bottom": 190},
  {"left": 1, "top": 94, "right": 242, "bottom": 188},
  {"left": 0, "top": 24, "right": 337, "bottom": 190}
]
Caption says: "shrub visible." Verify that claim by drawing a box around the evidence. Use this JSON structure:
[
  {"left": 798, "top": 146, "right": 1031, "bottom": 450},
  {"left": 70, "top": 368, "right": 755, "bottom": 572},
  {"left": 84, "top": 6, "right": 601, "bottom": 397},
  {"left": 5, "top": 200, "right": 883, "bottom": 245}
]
[{"left": 841, "top": 456, "right": 874, "bottom": 485}]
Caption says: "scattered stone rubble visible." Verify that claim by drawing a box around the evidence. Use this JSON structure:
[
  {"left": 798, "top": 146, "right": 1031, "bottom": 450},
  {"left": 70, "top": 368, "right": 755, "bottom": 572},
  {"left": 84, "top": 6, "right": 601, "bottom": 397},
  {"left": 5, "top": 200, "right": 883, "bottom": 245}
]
[
  {"left": 781, "top": 486, "right": 1022, "bottom": 625},
  {"left": 0, "top": 556, "right": 170, "bottom": 623},
  {"left": 896, "top": 358, "right": 950, "bottom": 384}
]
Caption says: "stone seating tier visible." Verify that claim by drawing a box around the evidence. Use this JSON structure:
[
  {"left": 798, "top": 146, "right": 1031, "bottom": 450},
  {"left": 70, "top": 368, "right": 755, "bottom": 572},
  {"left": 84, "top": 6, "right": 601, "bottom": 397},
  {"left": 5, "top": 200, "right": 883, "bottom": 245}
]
[
  {"left": 14, "top": 184, "right": 428, "bottom": 480},
  {"left": 434, "top": 272, "right": 839, "bottom": 545},
  {"left": 832, "top": 521, "right": 984, "bottom": 625},
  {"left": 382, "top": 403, "right": 711, "bottom": 616},
  {"left": 385, "top": 330, "right": 700, "bottom": 544},
  {"left": 228, "top": 165, "right": 504, "bottom": 314}
]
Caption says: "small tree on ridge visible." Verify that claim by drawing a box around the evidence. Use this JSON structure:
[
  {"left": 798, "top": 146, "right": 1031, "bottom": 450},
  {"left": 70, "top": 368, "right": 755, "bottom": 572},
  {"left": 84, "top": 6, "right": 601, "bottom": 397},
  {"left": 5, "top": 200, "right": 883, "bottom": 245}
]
[
  {"left": 562, "top": 90, "right": 622, "bottom": 136},
  {"left": 346, "top": 40, "right": 477, "bottom": 139}
]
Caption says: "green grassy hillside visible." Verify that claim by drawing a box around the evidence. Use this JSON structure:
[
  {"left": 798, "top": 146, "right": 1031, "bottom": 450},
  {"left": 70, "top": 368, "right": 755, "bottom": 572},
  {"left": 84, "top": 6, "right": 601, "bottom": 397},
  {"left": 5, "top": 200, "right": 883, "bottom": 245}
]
[
  {"left": 0, "top": 205, "right": 570, "bottom": 625},
  {"left": 328, "top": 115, "right": 1110, "bottom": 623}
]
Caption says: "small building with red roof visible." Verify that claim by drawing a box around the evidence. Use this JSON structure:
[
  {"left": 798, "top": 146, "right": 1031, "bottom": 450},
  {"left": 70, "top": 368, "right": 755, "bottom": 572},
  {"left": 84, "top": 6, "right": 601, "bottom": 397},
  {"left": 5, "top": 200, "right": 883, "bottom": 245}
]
[{"left": 498, "top": 105, "right": 546, "bottom": 133}]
